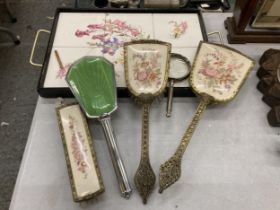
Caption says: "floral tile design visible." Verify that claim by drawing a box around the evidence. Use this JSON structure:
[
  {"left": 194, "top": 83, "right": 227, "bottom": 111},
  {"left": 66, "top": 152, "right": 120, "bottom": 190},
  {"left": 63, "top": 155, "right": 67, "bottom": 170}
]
[
  {"left": 75, "top": 14, "right": 152, "bottom": 64},
  {"left": 153, "top": 14, "right": 203, "bottom": 47},
  {"left": 45, "top": 12, "right": 205, "bottom": 89},
  {"left": 53, "top": 13, "right": 106, "bottom": 47},
  {"left": 169, "top": 21, "right": 188, "bottom": 39}
]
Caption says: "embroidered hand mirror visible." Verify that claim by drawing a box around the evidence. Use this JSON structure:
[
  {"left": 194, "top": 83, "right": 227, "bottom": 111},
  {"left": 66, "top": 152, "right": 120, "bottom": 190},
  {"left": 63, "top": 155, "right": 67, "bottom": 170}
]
[
  {"left": 124, "top": 40, "right": 171, "bottom": 203},
  {"left": 159, "top": 42, "right": 255, "bottom": 193},
  {"left": 66, "top": 56, "right": 132, "bottom": 198}
]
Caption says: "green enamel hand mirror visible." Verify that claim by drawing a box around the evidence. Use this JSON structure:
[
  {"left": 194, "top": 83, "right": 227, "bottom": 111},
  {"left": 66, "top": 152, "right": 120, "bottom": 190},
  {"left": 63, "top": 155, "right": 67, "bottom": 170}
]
[
  {"left": 66, "top": 56, "right": 132, "bottom": 198},
  {"left": 159, "top": 42, "right": 255, "bottom": 193},
  {"left": 124, "top": 40, "right": 171, "bottom": 204}
]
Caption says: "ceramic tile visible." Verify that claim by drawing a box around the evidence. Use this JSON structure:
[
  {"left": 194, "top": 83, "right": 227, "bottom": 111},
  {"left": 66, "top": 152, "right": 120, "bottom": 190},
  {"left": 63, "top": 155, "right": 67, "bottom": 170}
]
[
  {"left": 53, "top": 12, "right": 153, "bottom": 48},
  {"left": 153, "top": 13, "right": 204, "bottom": 48},
  {"left": 103, "top": 47, "right": 126, "bottom": 87},
  {"left": 103, "top": 13, "right": 153, "bottom": 40},
  {"left": 53, "top": 12, "right": 106, "bottom": 47},
  {"left": 44, "top": 47, "right": 103, "bottom": 88}
]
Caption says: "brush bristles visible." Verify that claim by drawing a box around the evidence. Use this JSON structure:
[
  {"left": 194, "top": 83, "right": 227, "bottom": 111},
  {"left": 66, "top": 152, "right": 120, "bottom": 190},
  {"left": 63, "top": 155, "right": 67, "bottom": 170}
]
[{"left": 128, "top": 93, "right": 164, "bottom": 105}]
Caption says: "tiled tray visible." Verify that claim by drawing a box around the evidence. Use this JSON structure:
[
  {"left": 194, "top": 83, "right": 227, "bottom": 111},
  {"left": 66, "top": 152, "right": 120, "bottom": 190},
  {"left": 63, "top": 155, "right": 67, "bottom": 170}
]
[{"left": 38, "top": 8, "right": 208, "bottom": 98}]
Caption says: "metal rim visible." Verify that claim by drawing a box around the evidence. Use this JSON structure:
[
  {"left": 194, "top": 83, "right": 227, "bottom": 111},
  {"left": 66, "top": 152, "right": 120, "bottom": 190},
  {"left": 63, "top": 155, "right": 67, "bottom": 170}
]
[{"left": 169, "top": 53, "right": 191, "bottom": 81}]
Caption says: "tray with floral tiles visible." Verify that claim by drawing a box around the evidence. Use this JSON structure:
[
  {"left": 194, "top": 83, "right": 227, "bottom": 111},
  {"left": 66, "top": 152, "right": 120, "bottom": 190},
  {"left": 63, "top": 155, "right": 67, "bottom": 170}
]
[{"left": 38, "top": 8, "right": 208, "bottom": 98}]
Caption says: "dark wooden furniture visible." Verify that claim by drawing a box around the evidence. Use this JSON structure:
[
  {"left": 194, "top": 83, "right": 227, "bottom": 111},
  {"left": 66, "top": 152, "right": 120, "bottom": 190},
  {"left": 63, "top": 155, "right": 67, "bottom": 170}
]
[
  {"left": 224, "top": 0, "right": 280, "bottom": 44},
  {"left": 256, "top": 49, "right": 280, "bottom": 126}
]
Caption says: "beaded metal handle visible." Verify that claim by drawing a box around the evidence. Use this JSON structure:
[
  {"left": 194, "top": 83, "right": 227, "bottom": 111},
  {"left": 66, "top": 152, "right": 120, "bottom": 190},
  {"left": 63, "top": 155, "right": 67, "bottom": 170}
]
[
  {"left": 134, "top": 103, "right": 156, "bottom": 204},
  {"left": 159, "top": 95, "right": 212, "bottom": 193}
]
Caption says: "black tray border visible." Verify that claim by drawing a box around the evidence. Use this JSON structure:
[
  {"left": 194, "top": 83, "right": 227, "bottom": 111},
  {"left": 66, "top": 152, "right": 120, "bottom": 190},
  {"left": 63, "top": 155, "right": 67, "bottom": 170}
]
[{"left": 38, "top": 7, "right": 208, "bottom": 98}]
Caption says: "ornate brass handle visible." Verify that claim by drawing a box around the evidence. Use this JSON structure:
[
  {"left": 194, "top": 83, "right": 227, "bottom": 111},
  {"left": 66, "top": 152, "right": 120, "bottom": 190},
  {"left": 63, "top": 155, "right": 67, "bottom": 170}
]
[
  {"left": 134, "top": 103, "right": 156, "bottom": 204},
  {"left": 159, "top": 95, "right": 212, "bottom": 193}
]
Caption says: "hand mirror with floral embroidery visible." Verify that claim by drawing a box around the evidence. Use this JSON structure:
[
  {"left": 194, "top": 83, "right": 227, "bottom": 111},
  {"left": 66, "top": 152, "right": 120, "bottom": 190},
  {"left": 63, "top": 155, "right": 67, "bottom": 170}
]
[
  {"left": 159, "top": 41, "right": 255, "bottom": 193},
  {"left": 124, "top": 40, "right": 171, "bottom": 203}
]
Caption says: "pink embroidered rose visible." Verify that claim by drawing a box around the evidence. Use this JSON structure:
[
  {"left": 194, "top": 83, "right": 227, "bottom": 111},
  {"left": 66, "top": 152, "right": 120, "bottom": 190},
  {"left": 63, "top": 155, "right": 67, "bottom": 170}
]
[
  {"left": 227, "top": 63, "right": 234, "bottom": 70},
  {"left": 137, "top": 71, "right": 148, "bottom": 81},
  {"left": 202, "top": 68, "right": 220, "bottom": 78},
  {"left": 149, "top": 72, "right": 158, "bottom": 81}
]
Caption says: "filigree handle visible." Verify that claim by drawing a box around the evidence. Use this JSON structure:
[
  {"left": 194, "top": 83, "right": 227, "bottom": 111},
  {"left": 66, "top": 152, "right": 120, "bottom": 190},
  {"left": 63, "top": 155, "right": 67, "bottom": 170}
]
[
  {"left": 159, "top": 95, "right": 212, "bottom": 193},
  {"left": 134, "top": 103, "right": 156, "bottom": 204}
]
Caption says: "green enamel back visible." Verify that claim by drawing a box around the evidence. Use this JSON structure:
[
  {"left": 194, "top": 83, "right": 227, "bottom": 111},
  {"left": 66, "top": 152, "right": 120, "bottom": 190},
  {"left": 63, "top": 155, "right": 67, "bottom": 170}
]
[{"left": 66, "top": 57, "right": 117, "bottom": 118}]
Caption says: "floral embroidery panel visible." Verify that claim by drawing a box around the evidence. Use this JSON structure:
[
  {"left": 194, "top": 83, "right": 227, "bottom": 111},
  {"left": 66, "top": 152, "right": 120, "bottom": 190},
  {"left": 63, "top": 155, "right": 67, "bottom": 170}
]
[
  {"left": 198, "top": 48, "right": 244, "bottom": 95},
  {"left": 68, "top": 115, "right": 89, "bottom": 179},
  {"left": 59, "top": 104, "right": 102, "bottom": 197},
  {"left": 131, "top": 51, "right": 162, "bottom": 90},
  {"left": 192, "top": 43, "right": 252, "bottom": 101}
]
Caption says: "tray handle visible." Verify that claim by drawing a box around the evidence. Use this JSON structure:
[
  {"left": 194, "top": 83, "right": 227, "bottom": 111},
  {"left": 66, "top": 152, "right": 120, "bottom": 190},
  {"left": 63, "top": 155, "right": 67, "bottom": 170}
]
[
  {"left": 207, "top": 31, "right": 224, "bottom": 45},
  {"left": 29, "top": 29, "right": 50, "bottom": 67}
]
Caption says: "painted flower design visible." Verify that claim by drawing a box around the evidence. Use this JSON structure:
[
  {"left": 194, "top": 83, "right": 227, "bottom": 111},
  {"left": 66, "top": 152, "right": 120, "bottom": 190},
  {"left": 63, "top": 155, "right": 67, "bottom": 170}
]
[
  {"left": 169, "top": 21, "right": 188, "bottom": 39},
  {"left": 198, "top": 48, "right": 244, "bottom": 95},
  {"left": 102, "top": 37, "right": 123, "bottom": 56},
  {"left": 56, "top": 63, "right": 71, "bottom": 79},
  {"left": 132, "top": 52, "right": 162, "bottom": 89},
  {"left": 69, "top": 115, "right": 89, "bottom": 178},
  {"left": 75, "top": 15, "right": 149, "bottom": 63},
  {"left": 75, "top": 30, "right": 90, "bottom": 37}
]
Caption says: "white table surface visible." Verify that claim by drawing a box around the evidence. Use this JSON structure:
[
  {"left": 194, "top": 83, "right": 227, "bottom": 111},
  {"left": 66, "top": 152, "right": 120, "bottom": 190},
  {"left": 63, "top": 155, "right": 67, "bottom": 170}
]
[{"left": 9, "top": 13, "right": 280, "bottom": 210}]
